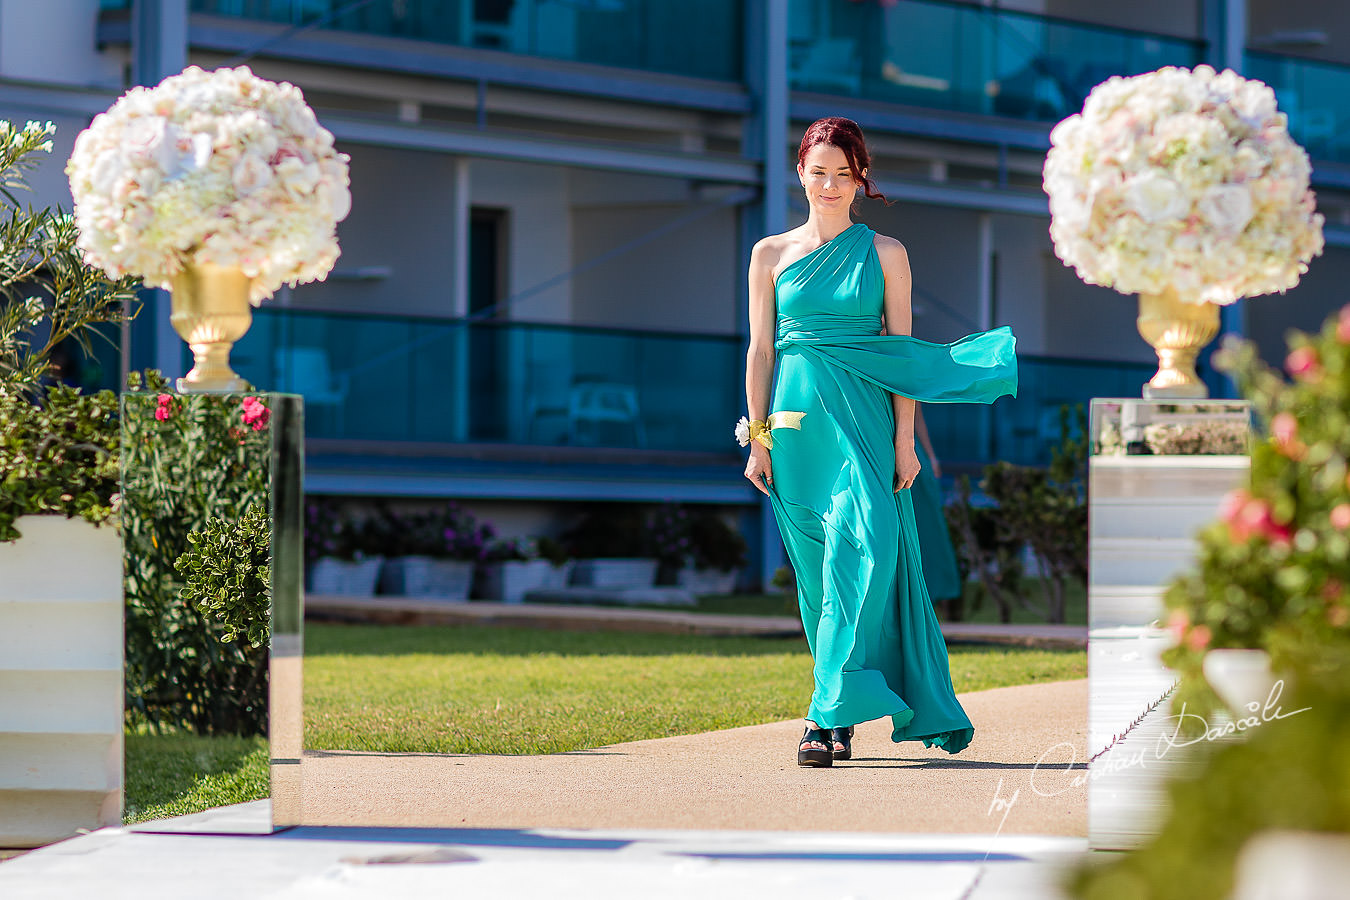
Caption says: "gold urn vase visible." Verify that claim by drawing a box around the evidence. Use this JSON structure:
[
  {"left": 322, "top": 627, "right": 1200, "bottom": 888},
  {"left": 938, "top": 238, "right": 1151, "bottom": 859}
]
[
  {"left": 169, "top": 263, "right": 254, "bottom": 393},
  {"left": 1136, "top": 288, "right": 1220, "bottom": 399}
]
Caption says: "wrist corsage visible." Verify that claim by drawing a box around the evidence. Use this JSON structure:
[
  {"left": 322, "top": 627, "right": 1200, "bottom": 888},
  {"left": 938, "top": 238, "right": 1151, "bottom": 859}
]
[{"left": 735, "top": 411, "right": 806, "bottom": 450}]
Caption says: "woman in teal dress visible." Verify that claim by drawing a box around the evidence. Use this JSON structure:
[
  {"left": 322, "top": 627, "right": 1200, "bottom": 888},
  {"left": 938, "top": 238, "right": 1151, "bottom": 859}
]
[{"left": 741, "top": 117, "right": 1016, "bottom": 766}]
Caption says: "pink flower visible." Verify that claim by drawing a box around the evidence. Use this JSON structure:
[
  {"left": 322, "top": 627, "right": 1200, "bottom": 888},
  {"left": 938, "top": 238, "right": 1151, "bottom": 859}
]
[
  {"left": 1225, "top": 492, "right": 1292, "bottom": 546},
  {"left": 1165, "top": 608, "right": 1190, "bottom": 643},
  {"left": 1270, "top": 412, "right": 1306, "bottom": 460},
  {"left": 157, "top": 393, "right": 173, "bottom": 406},
  {"left": 1338, "top": 305, "right": 1350, "bottom": 344},
  {"left": 154, "top": 406, "right": 171, "bottom": 421},
  {"left": 1184, "top": 624, "right": 1212, "bottom": 652},
  {"left": 241, "top": 396, "right": 271, "bottom": 432},
  {"left": 1285, "top": 346, "right": 1321, "bottom": 381},
  {"left": 1332, "top": 505, "right": 1350, "bottom": 530}
]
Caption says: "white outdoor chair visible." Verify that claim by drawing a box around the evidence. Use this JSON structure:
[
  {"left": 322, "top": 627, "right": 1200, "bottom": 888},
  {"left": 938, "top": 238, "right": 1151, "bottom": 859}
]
[{"left": 274, "top": 346, "right": 349, "bottom": 435}]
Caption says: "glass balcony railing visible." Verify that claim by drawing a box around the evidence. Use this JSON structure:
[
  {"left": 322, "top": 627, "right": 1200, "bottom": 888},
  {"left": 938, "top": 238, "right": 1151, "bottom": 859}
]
[
  {"left": 230, "top": 308, "right": 1148, "bottom": 468},
  {"left": 1245, "top": 52, "right": 1350, "bottom": 166},
  {"left": 74, "top": 307, "right": 1156, "bottom": 467},
  {"left": 182, "top": 0, "right": 742, "bottom": 82},
  {"left": 229, "top": 309, "right": 746, "bottom": 453},
  {"left": 788, "top": 0, "right": 1203, "bottom": 123}
]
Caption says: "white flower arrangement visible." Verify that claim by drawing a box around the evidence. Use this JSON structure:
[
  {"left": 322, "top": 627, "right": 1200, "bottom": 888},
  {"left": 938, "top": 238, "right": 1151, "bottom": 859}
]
[
  {"left": 735, "top": 416, "right": 752, "bottom": 447},
  {"left": 66, "top": 66, "right": 351, "bottom": 305},
  {"left": 1043, "top": 65, "right": 1324, "bottom": 305}
]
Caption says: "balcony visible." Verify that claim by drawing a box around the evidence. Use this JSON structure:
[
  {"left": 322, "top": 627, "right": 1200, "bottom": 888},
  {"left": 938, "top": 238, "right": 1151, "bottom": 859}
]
[
  {"left": 1245, "top": 52, "right": 1350, "bottom": 166},
  {"left": 166, "top": 0, "right": 744, "bottom": 82},
  {"left": 788, "top": 0, "right": 1203, "bottom": 125},
  {"left": 174, "top": 307, "right": 1148, "bottom": 470}
]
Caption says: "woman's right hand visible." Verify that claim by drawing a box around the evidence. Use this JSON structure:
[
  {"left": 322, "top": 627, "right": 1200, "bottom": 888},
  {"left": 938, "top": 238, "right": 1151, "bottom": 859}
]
[{"left": 744, "top": 442, "right": 774, "bottom": 496}]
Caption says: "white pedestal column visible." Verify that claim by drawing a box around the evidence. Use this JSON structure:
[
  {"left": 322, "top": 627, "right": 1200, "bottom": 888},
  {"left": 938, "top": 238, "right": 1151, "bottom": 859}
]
[{"left": 0, "top": 516, "right": 123, "bottom": 847}]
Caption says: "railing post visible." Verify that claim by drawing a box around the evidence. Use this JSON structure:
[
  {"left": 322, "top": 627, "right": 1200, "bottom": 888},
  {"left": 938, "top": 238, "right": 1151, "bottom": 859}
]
[
  {"left": 1202, "top": 0, "right": 1248, "bottom": 398},
  {"left": 745, "top": 0, "right": 790, "bottom": 590},
  {"left": 132, "top": 0, "right": 190, "bottom": 387}
]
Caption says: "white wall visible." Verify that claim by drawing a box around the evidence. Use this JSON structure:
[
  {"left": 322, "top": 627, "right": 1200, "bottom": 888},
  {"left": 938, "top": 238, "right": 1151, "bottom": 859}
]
[
  {"left": 475, "top": 158, "right": 573, "bottom": 323},
  {"left": 570, "top": 198, "right": 738, "bottom": 334},
  {"left": 290, "top": 143, "right": 459, "bottom": 317},
  {"left": 0, "top": 0, "right": 122, "bottom": 88}
]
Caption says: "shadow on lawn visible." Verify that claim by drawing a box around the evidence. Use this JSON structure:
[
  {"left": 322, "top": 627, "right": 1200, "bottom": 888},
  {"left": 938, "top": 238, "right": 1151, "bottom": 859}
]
[
  {"left": 123, "top": 733, "right": 266, "bottom": 816},
  {"left": 302, "top": 622, "right": 810, "bottom": 658}
]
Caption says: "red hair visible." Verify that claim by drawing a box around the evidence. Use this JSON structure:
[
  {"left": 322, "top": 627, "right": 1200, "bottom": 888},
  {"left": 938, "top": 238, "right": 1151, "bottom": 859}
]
[{"left": 798, "top": 117, "right": 887, "bottom": 203}]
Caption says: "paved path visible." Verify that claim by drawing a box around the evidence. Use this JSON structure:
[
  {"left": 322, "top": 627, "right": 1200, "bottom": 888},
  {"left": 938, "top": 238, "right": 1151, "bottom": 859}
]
[
  {"left": 297, "top": 679, "right": 1087, "bottom": 836},
  {"left": 308, "top": 596, "right": 1087, "bottom": 648}
]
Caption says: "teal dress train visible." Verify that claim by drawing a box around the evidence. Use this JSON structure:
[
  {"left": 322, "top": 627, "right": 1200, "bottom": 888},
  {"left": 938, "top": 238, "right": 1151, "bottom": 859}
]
[
  {"left": 913, "top": 442, "right": 962, "bottom": 604},
  {"left": 766, "top": 223, "right": 1016, "bottom": 754}
]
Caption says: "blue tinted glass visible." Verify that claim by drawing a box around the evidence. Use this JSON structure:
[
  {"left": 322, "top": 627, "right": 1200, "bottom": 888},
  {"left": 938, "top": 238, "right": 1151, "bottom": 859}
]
[
  {"left": 189, "top": 0, "right": 742, "bottom": 81},
  {"left": 788, "top": 0, "right": 1203, "bottom": 122},
  {"left": 1246, "top": 52, "right": 1350, "bottom": 165}
]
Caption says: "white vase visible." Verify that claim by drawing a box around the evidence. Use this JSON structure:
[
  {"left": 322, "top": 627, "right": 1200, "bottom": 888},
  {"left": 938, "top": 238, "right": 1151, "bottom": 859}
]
[
  {"left": 571, "top": 557, "right": 659, "bottom": 588},
  {"left": 1202, "top": 648, "right": 1279, "bottom": 718},
  {"left": 309, "top": 556, "right": 383, "bottom": 596},
  {"left": 1231, "top": 830, "right": 1350, "bottom": 900},
  {"left": 676, "top": 565, "right": 740, "bottom": 595},
  {"left": 379, "top": 556, "right": 474, "bottom": 601},
  {"left": 481, "top": 559, "right": 574, "bottom": 604},
  {"left": 0, "top": 515, "right": 123, "bottom": 847}
]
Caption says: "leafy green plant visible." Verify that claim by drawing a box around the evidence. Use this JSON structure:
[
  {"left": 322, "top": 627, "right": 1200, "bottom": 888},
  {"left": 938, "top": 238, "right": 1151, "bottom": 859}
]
[
  {"left": 0, "top": 383, "right": 120, "bottom": 541},
  {"left": 122, "top": 371, "right": 273, "bottom": 736},
  {"left": 485, "top": 535, "right": 571, "bottom": 566},
  {"left": 562, "top": 504, "right": 654, "bottom": 558},
  {"left": 365, "top": 501, "right": 494, "bottom": 560},
  {"left": 1160, "top": 308, "right": 1350, "bottom": 734},
  {"left": 946, "top": 405, "right": 1087, "bottom": 623},
  {"left": 648, "top": 502, "right": 749, "bottom": 572},
  {"left": 0, "top": 120, "right": 140, "bottom": 392},
  {"left": 0, "top": 119, "right": 138, "bottom": 542},
  {"left": 175, "top": 503, "right": 271, "bottom": 648}
]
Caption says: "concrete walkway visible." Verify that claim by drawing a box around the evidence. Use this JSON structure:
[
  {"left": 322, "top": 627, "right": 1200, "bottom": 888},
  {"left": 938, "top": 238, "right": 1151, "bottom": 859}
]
[
  {"left": 0, "top": 677, "right": 1090, "bottom": 900},
  {"left": 308, "top": 596, "right": 1088, "bottom": 648},
  {"left": 297, "top": 678, "right": 1087, "bottom": 835}
]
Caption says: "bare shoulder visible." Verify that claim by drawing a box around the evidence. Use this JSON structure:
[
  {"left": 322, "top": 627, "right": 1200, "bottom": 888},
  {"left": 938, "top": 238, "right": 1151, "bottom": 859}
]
[
  {"left": 751, "top": 231, "right": 792, "bottom": 269},
  {"left": 872, "top": 232, "right": 909, "bottom": 267}
]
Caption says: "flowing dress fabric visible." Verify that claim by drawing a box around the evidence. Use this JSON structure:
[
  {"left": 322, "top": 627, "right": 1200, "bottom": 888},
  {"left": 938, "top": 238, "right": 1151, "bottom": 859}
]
[
  {"left": 912, "top": 443, "right": 963, "bottom": 603},
  {"left": 766, "top": 223, "right": 1017, "bottom": 754}
]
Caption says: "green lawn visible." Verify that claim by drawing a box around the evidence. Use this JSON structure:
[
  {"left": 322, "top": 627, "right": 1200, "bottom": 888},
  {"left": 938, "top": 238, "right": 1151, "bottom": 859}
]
[
  {"left": 126, "top": 622, "right": 1086, "bottom": 823},
  {"left": 123, "top": 731, "right": 268, "bottom": 824}
]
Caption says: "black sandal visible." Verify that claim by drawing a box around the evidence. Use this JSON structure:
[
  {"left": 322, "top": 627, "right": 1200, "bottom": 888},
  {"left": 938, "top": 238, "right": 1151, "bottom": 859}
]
[
  {"left": 798, "top": 724, "right": 833, "bottom": 767},
  {"left": 831, "top": 725, "right": 855, "bottom": 761}
]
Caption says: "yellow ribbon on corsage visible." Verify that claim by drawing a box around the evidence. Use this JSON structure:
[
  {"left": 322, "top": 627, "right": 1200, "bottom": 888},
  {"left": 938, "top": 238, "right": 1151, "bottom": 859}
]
[{"left": 735, "top": 411, "right": 806, "bottom": 450}]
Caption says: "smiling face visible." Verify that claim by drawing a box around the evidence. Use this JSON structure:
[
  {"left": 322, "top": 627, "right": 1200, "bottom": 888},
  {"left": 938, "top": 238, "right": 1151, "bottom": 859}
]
[{"left": 797, "top": 143, "right": 863, "bottom": 216}]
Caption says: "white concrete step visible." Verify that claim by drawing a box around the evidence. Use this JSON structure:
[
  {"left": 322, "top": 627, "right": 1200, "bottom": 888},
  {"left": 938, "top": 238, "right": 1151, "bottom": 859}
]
[
  {"left": 1088, "top": 496, "right": 1226, "bottom": 541},
  {"left": 1089, "top": 536, "right": 1198, "bottom": 587},
  {"left": 0, "top": 733, "right": 120, "bottom": 792},
  {"left": 0, "top": 670, "right": 121, "bottom": 734},
  {"left": 0, "top": 600, "right": 121, "bottom": 671},
  {"left": 1089, "top": 585, "right": 1167, "bottom": 629},
  {"left": 0, "top": 789, "right": 120, "bottom": 848}
]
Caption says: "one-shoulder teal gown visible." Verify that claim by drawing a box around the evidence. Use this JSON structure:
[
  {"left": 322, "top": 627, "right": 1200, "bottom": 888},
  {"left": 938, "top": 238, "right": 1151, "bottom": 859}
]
[{"left": 767, "top": 222, "right": 1017, "bottom": 755}]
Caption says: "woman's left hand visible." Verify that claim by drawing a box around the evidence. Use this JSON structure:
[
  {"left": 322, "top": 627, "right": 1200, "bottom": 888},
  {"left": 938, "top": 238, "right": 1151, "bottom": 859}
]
[{"left": 894, "top": 442, "right": 920, "bottom": 492}]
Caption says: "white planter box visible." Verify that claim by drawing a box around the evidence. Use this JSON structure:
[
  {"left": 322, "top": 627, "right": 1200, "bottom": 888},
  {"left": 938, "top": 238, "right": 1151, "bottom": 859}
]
[
  {"left": 480, "top": 559, "right": 575, "bottom": 604},
  {"left": 310, "top": 556, "right": 383, "bottom": 597},
  {"left": 0, "top": 515, "right": 122, "bottom": 848},
  {"left": 571, "top": 557, "right": 659, "bottom": 589},
  {"left": 676, "top": 566, "right": 740, "bottom": 595},
  {"left": 379, "top": 556, "right": 474, "bottom": 601}
]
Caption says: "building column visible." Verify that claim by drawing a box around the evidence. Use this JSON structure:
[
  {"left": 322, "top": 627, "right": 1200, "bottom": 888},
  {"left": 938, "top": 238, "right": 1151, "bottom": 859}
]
[
  {"left": 744, "top": 0, "right": 790, "bottom": 590},
  {"left": 1203, "top": 0, "right": 1247, "bottom": 398},
  {"left": 451, "top": 157, "right": 471, "bottom": 441},
  {"left": 132, "top": 0, "right": 189, "bottom": 384}
]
